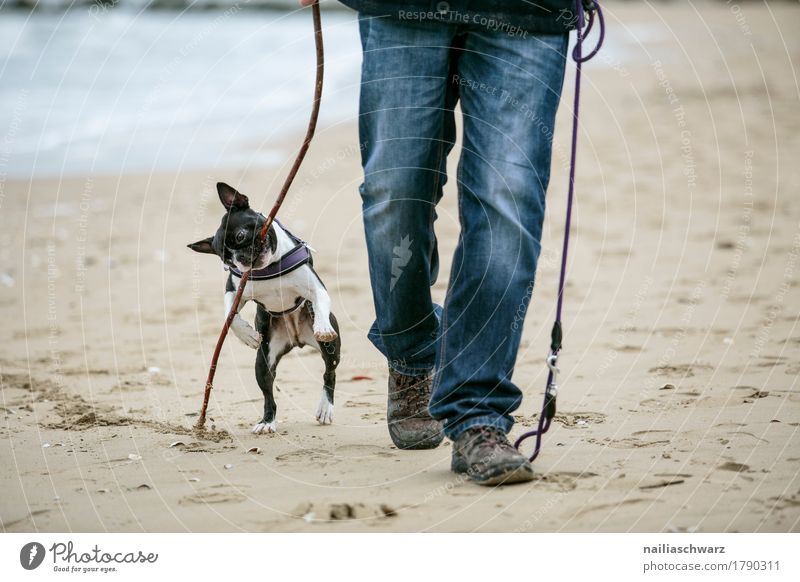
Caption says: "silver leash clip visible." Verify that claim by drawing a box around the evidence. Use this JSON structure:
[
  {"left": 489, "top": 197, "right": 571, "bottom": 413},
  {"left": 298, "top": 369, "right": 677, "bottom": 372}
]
[
  {"left": 546, "top": 352, "right": 560, "bottom": 398},
  {"left": 544, "top": 352, "right": 560, "bottom": 420}
]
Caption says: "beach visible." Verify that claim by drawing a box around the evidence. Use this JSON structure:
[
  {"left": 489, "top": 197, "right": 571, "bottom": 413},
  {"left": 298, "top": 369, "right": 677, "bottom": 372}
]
[{"left": 1, "top": 1, "right": 798, "bottom": 532}]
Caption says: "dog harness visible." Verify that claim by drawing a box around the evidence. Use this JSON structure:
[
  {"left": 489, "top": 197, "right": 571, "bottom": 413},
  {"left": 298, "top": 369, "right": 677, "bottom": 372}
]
[{"left": 226, "top": 219, "right": 313, "bottom": 317}]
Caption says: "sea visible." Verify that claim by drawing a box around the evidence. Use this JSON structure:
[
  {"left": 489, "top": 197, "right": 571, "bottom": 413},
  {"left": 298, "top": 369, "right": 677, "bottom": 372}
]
[
  {"left": 0, "top": 2, "right": 645, "bottom": 179},
  {"left": 0, "top": 5, "right": 362, "bottom": 178}
]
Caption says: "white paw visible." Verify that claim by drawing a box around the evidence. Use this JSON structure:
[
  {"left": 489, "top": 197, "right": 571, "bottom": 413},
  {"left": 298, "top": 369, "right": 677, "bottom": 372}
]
[
  {"left": 252, "top": 420, "right": 277, "bottom": 434},
  {"left": 313, "top": 327, "right": 338, "bottom": 343},
  {"left": 315, "top": 393, "right": 334, "bottom": 425},
  {"left": 233, "top": 322, "right": 262, "bottom": 349}
]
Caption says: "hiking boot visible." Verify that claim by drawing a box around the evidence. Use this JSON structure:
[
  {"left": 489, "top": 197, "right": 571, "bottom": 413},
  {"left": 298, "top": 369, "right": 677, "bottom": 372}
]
[
  {"left": 451, "top": 425, "right": 534, "bottom": 486},
  {"left": 387, "top": 369, "right": 444, "bottom": 450}
]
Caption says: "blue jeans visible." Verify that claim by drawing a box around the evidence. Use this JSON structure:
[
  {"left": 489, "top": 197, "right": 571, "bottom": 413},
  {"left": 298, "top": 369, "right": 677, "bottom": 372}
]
[{"left": 357, "top": 15, "right": 568, "bottom": 440}]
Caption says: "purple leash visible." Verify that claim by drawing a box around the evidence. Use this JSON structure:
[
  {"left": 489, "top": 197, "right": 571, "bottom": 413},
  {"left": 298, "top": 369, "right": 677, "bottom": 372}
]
[{"left": 514, "top": 0, "right": 605, "bottom": 461}]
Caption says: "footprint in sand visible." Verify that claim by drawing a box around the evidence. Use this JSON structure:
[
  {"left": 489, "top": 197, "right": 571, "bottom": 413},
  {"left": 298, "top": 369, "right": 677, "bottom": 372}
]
[
  {"left": 180, "top": 486, "right": 247, "bottom": 505},
  {"left": 344, "top": 400, "right": 376, "bottom": 408},
  {"left": 553, "top": 412, "right": 607, "bottom": 428},
  {"left": 335, "top": 444, "right": 395, "bottom": 458},
  {"left": 1, "top": 509, "right": 50, "bottom": 531},
  {"left": 783, "top": 363, "right": 800, "bottom": 377},
  {"left": 765, "top": 493, "right": 800, "bottom": 510},
  {"left": 516, "top": 412, "right": 606, "bottom": 428},
  {"left": 639, "top": 394, "right": 701, "bottom": 411},
  {"left": 648, "top": 363, "right": 713, "bottom": 377},
  {"left": 46, "top": 400, "right": 133, "bottom": 430},
  {"left": 532, "top": 471, "right": 598, "bottom": 492},
  {"left": 575, "top": 498, "right": 659, "bottom": 518},
  {"left": 608, "top": 436, "right": 672, "bottom": 449},
  {"left": 632, "top": 429, "right": 675, "bottom": 437},
  {"left": 718, "top": 461, "right": 750, "bottom": 473},
  {"left": 611, "top": 344, "right": 644, "bottom": 353},
  {"left": 1, "top": 372, "right": 61, "bottom": 402},
  {"left": 275, "top": 448, "right": 334, "bottom": 465},
  {"left": 291, "top": 501, "right": 397, "bottom": 522}
]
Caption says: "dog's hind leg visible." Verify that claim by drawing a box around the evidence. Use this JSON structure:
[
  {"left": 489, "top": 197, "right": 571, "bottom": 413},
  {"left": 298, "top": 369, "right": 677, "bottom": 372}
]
[
  {"left": 314, "top": 311, "right": 340, "bottom": 425},
  {"left": 252, "top": 306, "right": 290, "bottom": 434}
]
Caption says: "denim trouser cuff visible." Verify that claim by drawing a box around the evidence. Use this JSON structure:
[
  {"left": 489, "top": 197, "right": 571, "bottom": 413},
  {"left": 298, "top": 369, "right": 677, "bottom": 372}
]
[
  {"left": 442, "top": 414, "right": 514, "bottom": 442},
  {"left": 368, "top": 315, "right": 439, "bottom": 378}
]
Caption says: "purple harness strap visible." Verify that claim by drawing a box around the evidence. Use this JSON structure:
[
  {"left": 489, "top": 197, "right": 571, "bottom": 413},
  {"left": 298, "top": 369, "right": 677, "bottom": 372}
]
[
  {"left": 227, "top": 219, "right": 312, "bottom": 316},
  {"left": 260, "top": 296, "right": 307, "bottom": 317},
  {"left": 514, "top": 0, "right": 605, "bottom": 462}
]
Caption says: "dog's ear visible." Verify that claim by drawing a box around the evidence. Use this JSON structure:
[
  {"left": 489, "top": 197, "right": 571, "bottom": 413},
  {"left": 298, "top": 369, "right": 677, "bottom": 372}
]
[
  {"left": 187, "top": 236, "right": 216, "bottom": 255},
  {"left": 217, "top": 182, "right": 249, "bottom": 211}
]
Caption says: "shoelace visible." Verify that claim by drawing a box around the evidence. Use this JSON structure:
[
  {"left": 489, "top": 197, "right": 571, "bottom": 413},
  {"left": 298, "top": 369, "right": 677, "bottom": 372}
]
[
  {"left": 393, "top": 374, "right": 431, "bottom": 411},
  {"left": 469, "top": 426, "right": 514, "bottom": 451}
]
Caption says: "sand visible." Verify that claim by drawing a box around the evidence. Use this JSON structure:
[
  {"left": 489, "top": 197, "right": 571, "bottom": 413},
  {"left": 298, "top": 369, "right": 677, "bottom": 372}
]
[{"left": 1, "top": 1, "right": 798, "bottom": 532}]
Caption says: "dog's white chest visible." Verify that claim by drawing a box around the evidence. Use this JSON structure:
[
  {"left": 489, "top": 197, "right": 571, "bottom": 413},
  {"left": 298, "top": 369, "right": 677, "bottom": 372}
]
[
  {"left": 232, "top": 262, "right": 322, "bottom": 315},
  {"left": 243, "top": 277, "right": 304, "bottom": 313}
]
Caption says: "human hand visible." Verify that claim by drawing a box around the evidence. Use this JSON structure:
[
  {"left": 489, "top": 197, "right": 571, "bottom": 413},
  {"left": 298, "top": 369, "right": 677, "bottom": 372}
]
[{"left": 298, "top": 0, "right": 316, "bottom": 6}]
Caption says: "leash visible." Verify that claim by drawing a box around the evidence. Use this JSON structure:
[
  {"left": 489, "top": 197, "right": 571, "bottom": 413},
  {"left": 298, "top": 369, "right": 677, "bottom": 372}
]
[
  {"left": 195, "top": 0, "right": 324, "bottom": 431},
  {"left": 514, "top": 0, "right": 605, "bottom": 461}
]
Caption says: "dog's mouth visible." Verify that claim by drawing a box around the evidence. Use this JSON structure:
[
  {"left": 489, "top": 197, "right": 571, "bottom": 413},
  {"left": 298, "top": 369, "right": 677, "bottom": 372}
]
[{"left": 232, "top": 247, "right": 270, "bottom": 272}]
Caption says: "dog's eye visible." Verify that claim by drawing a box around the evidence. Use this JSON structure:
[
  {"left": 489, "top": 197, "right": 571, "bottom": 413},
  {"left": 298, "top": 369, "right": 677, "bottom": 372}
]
[{"left": 235, "top": 230, "right": 247, "bottom": 244}]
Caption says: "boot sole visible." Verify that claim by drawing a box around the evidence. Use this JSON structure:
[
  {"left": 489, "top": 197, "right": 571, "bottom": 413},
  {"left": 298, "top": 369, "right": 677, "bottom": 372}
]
[
  {"left": 389, "top": 425, "right": 445, "bottom": 450},
  {"left": 452, "top": 458, "right": 534, "bottom": 486},
  {"left": 472, "top": 464, "right": 534, "bottom": 486}
]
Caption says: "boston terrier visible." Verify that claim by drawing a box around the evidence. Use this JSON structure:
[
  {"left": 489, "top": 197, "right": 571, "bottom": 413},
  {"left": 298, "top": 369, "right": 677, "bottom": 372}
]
[{"left": 188, "top": 182, "right": 340, "bottom": 434}]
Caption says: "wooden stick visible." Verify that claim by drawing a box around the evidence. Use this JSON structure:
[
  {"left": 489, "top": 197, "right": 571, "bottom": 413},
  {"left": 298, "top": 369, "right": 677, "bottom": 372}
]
[{"left": 195, "top": 1, "right": 324, "bottom": 431}]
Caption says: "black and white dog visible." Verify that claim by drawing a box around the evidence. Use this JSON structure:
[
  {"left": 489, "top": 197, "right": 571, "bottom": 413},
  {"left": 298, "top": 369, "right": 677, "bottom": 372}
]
[{"left": 189, "top": 183, "right": 340, "bottom": 434}]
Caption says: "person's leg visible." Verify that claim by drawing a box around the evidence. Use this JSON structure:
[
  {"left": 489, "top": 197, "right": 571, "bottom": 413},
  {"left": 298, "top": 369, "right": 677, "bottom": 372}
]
[
  {"left": 429, "top": 29, "right": 569, "bottom": 449},
  {"left": 359, "top": 16, "right": 460, "bottom": 372},
  {"left": 357, "top": 15, "right": 459, "bottom": 448}
]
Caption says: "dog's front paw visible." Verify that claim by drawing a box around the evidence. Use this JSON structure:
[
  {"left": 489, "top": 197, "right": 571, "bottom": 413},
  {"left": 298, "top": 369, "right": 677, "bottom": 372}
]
[
  {"left": 252, "top": 420, "right": 277, "bottom": 434},
  {"left": 313, "top": 328, "right": 338, "bottom": 343},
  {"left": 316, "top": 393, "right": 334, "bottom": 425},
  {"left": 233, "top": 321, "right": 262, "bottom": 349}
]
